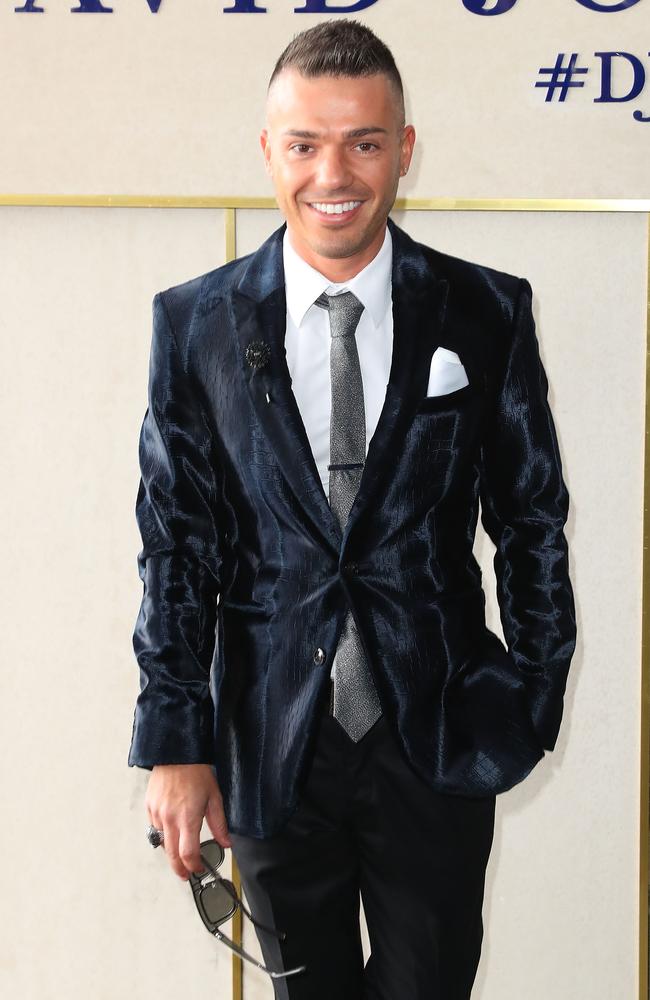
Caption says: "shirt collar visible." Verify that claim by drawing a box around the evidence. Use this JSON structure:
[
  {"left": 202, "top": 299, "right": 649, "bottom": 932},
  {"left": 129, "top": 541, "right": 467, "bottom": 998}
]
[{"left": 283, "top": 225, "right": 393, "bottom": 329}]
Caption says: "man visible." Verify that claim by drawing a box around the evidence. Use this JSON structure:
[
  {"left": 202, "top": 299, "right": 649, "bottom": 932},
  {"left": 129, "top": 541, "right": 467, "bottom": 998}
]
[{"left": 129, "top": 19, "right": 576, "bottom": 1000}]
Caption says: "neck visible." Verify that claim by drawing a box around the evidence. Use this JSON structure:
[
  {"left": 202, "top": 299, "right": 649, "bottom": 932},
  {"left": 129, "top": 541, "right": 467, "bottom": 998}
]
[{"left": 287, "top": 224, "right": 387, "bottom": 283}]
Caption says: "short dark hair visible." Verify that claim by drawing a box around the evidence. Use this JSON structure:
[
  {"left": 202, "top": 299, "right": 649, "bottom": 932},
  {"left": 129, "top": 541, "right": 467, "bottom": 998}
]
[{"left": 268, "top": 19, "right": 405, "bottom": 123}]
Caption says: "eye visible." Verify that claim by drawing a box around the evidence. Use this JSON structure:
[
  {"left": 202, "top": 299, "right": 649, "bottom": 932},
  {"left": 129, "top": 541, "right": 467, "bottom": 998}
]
[
  {"left": 290, "top": 143, "right": 314, "bottom": 155},
  {"left": 355, "top": 142, "right": 379, "bottom": 154}
]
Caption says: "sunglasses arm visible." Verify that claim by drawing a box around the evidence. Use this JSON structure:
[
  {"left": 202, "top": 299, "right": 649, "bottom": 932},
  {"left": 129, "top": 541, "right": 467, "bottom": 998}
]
[{"left": 212, "top": 926, "right": 307, "bottom": 980}]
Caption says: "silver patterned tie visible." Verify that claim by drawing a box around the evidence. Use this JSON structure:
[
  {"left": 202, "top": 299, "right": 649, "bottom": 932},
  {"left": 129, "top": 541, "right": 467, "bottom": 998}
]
[{"left": 315, "top": 290, "right": 382, "bottom": 741}]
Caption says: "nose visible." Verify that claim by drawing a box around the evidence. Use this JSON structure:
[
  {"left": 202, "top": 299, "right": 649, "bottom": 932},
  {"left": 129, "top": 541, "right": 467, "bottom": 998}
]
[{"left": 314, "top": 146, "right": 353, "bottom": 193}]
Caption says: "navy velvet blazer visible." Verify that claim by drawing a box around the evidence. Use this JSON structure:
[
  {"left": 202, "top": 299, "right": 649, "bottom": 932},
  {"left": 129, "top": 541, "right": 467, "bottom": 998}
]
[{"left": 128, "top": 218, "right": 577, "bottom": 838}]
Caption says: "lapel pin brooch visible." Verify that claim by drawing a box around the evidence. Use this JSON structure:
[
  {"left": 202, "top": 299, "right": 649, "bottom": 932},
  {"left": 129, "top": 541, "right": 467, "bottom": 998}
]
[
  {"left": 245, "top": 339, "right": 271, "bottom": 370},
  {"left": 245, "top": 339, "right": 272, "bottom": 403}
]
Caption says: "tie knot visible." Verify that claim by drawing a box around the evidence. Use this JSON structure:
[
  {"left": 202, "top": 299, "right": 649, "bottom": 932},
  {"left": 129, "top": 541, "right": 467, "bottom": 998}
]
[{"left": 314, "top": 290, "right": 364, "bottom": 337}]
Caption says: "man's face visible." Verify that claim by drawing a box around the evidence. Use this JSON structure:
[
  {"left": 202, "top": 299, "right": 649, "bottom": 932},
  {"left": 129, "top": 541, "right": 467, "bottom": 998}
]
[{"left": 261, "top": 69, "right": 415, "bottom": 278}]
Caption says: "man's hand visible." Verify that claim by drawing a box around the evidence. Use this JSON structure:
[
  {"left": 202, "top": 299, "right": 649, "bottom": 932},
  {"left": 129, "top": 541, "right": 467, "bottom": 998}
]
[{"left": 145, "top": 764, "right": 232, "bottom": 880}]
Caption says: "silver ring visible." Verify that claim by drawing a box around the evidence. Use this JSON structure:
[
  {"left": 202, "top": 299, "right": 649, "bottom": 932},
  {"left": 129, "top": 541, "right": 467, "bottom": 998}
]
[{"left": 146, "top": 824, "right": 164, "bottom": 848}]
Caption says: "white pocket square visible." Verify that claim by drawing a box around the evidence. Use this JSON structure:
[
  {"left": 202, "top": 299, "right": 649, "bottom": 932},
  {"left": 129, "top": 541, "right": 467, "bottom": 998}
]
[{"left": 426, "top": 347, "right": 469, "bottom": 396}]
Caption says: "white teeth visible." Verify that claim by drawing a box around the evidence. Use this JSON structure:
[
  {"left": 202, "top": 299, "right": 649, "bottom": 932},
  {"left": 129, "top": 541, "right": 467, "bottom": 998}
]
[{"left": 311, "top": 201, "right": 361, "bottom": 215}]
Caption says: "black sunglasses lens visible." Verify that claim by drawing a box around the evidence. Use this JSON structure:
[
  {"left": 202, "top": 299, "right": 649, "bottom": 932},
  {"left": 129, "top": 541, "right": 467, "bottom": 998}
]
[
  {"left": 199, "top": 840, "right": 225, "bottom": 873},
  {"left": 198, "top": 881, "right": 237, "bottom": 927}
]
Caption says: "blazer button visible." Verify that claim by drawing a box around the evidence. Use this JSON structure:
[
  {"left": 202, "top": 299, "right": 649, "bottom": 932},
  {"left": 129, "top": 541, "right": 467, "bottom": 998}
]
[
  {"left": 343, "top": 561, "right": 359, "bottom": 575},
  {"left": 313, "top": 647, "right": 326, "bottom": 665}
]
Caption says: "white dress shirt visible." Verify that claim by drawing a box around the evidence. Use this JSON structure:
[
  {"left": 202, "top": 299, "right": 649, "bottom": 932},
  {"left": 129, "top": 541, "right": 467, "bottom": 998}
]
[{"left": 282, "top": 226, "right": 394, "bottom": 502}]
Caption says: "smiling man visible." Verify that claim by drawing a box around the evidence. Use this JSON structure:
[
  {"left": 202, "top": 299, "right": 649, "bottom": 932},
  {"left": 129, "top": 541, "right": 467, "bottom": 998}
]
[
  {"left": 260, "top": 64, "right": 414, "bottom": 278},
  {"left": 130, "top": 19, "right": 576, "bottom": 1000}
]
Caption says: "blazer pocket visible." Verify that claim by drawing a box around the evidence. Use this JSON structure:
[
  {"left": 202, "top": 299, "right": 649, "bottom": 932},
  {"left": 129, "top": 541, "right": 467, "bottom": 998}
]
[{"left": 415, "top": 382, "right": 475, "bottom": 414}]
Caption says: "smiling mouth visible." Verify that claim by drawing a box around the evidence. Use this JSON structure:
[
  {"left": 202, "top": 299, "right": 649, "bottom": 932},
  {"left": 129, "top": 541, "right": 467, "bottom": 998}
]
[{"left": 308, "top": 200, "right": 363, "bottom": 218}]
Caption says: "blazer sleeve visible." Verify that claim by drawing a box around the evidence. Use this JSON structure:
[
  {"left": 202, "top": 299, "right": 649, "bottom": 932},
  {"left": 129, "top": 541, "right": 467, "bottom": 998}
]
[
  {"left": 128, "top": 291, "right": 223, "bottom": 769},
  {"left": 479, "top": 278, "right": 577, "bottom": 752}
]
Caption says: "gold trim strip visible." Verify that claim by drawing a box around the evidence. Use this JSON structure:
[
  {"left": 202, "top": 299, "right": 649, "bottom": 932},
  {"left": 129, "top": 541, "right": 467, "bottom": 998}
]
[
  {"left": 640, "top": 215, "right": 650, "bottom": 1000},
  {"left": 224, "top": 212, "right": 243, "bottom": 1000},
  {"left": 1, "top": 194, "right": 650, "bottom": 212},
  {"left": 394, "top": 198, "right": 650, "bottom": 213},
  {"left": 225, "top": 207, "right": 237, "bottom": 263},
  {"left": 231, "top": 857, "right": 244, "bottom": 1000}
]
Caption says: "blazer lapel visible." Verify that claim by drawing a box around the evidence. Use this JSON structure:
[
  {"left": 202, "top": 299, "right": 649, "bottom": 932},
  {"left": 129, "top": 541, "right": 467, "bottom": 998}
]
[
  {"left": 228, "top": 226, "right": 343, "bottom": 556},
  {"left": 341, "top": 218, "right": 449, "bottom": 548},
  {"left": 227, "top": 219, "right": 449, "bottom": 557}
]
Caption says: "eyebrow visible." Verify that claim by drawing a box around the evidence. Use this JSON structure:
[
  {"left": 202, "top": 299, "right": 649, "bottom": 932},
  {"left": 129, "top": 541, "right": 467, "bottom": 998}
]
[{"left": 282, "top": 127, "right": 389, "bottom": 139}]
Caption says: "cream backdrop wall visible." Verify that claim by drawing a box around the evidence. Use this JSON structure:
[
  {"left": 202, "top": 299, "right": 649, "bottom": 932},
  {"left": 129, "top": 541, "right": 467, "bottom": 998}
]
[
  {"left": 0, "top": 0, "right": 649, "bottom": 198},
  {"left": 0, "top": 2, "right": 648, "bottom": 1000}
]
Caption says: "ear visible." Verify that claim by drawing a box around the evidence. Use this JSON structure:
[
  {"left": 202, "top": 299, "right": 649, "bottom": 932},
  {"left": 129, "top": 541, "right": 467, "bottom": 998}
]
[
  {"left": 260, "top": 129, "right": 273, "bottom": 177},
  {"left": 399, "top": 125, "right": 416, "bottom": 177}
]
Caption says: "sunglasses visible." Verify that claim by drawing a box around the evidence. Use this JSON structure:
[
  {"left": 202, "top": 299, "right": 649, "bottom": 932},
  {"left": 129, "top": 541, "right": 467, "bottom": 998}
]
[{"left": 189, "top": 838, "right": 307, "bottom": 981}]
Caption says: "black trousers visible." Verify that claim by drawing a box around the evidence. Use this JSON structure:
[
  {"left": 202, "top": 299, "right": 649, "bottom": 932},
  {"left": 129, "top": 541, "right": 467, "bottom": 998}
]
[{"left": 230, "top": 683, "right": 496, "bottom": 1000}]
